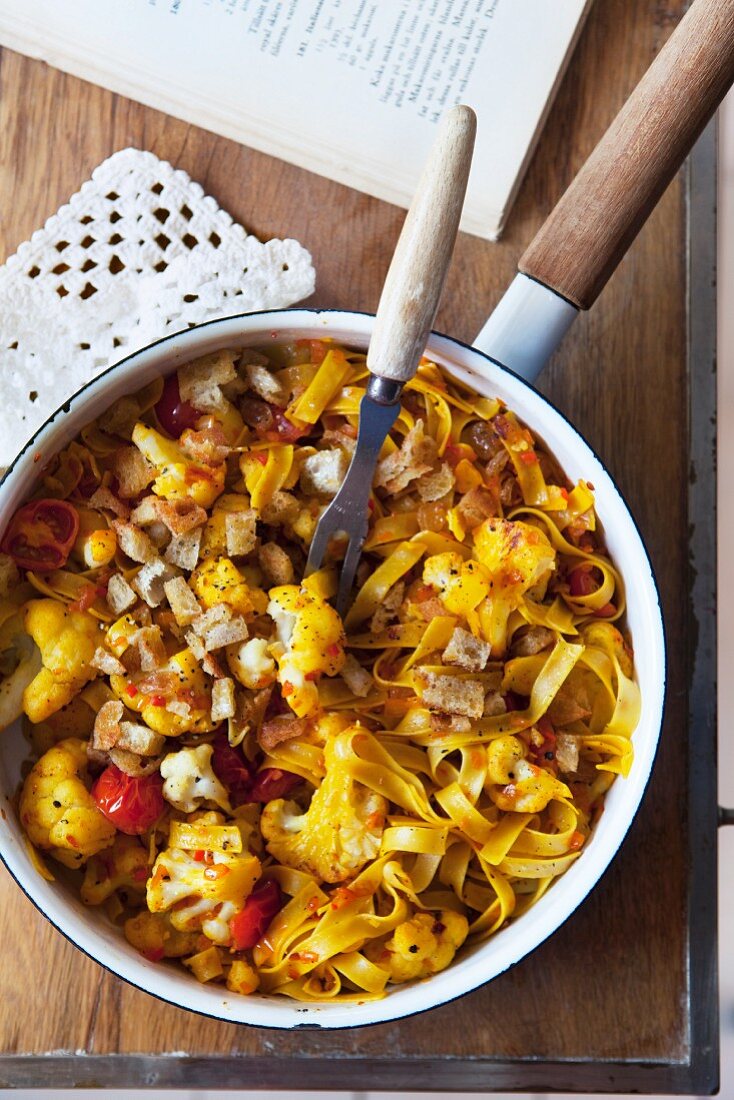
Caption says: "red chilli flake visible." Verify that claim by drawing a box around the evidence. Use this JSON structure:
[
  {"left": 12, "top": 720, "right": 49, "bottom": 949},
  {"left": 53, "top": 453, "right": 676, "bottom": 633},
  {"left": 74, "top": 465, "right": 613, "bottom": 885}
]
[
  {"left": 150, "top": 695, "right": 166, "bottom": 707},
  {"left": 254, "top": 451, "right": 269, "bottom": 466},
  {"left": 519, "top": 450, "right": 537, "bottom": 466},
  {"left": 125, "top": 684, "right": 138, "bottom": 698}
]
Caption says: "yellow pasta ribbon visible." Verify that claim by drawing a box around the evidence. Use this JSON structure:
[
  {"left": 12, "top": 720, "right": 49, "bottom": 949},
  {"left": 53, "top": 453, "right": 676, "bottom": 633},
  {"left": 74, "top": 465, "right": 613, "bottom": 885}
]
[
  {"left": 242, "top": 444, "right": 294, "bottom": 510},
  {"left": 288, "top": 348, "right": 353, "bottom": 425}
]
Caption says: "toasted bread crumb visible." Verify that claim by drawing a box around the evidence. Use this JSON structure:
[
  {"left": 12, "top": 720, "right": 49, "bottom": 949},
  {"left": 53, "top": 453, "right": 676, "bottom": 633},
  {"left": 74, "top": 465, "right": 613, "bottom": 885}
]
[
  {"left": 442, "top": 627, "right": 490, "bottom": 672},
  {"left": 258, "top": 542, "right": 294, "bottom": 585},
  {"left": 211, "top": 678, "right": 237, "bottom": 722},
  {"left": 415, "top": 670, "right": 484, "bottom": 718}
]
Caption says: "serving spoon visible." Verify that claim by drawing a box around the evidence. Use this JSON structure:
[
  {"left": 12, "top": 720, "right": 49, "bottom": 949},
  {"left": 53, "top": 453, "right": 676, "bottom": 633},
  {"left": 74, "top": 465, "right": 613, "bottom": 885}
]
[{"left": 305, "top": 104, "right": 476, "bottom": 612}]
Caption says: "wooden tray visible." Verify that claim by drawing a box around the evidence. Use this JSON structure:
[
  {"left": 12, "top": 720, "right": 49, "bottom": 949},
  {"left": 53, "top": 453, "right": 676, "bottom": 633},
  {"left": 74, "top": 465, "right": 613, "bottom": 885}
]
[{"left": 0, "top": 0, "right": 719, "bottom": 1091}]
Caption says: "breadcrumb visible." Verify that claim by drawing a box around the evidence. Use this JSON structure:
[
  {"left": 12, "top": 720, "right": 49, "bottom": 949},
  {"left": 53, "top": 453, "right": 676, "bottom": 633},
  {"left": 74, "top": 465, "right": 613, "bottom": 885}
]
[
  {"left": 210, "top": 678, "right": 236, "bottom": 722},
  {"left": 112, "top": 521, "right": 157, "bottom": 564},
  {"left": 164, "top": 528, "right": 202, "bottom": 570},
  {"left": 106, "top": 574, "right": 138, "bottom": 615},
  {"left": 415, "top": 670, "right": 484, "bottom": 718},
  {"left": 225, "top": 510, "right": 257, "bottom": 556},
  {"left": 258, "top": 542, "right": 294, "bottom": 585},
  {"left": 442, "top": 627, "right": 490, "bottom": 672}
]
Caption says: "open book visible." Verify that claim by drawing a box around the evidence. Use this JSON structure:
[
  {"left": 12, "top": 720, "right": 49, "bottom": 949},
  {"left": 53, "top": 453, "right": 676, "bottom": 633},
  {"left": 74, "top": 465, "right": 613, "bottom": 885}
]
[{"left": 0, "top": 0, "right": 590, "bottom": 241}]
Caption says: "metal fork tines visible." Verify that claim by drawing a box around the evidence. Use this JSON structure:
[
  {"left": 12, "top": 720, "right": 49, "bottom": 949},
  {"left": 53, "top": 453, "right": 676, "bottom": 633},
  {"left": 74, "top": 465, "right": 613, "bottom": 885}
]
[{"left": 305, "top": 390, "right": 400, "bottom": 616}]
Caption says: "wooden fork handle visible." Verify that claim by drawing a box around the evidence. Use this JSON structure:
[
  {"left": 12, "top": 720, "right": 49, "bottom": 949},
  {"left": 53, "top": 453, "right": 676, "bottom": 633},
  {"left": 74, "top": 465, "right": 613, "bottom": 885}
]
[
  {"left": 367, "top": 104, "right": 476, "bottom": 384},
  {"left": 520, "top": 0, "right": 734, "bottom": 311}
]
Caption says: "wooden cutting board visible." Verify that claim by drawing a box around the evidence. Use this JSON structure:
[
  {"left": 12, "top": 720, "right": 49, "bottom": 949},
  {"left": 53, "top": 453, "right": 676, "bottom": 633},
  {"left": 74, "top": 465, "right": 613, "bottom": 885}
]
[{"left": 0, "top": 0, "right": 719, "bottom": 1090}]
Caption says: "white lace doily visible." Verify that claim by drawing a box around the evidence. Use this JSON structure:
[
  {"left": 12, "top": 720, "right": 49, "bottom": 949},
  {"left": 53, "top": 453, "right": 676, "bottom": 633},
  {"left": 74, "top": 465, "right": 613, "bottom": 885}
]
[{"left": 0, "top": 147, "right": 316, "bottom": 465}]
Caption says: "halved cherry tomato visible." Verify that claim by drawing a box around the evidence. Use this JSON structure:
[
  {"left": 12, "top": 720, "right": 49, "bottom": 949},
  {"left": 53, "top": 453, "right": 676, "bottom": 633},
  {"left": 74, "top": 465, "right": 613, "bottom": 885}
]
[
  {"left": 91, "top": 765, "right": 166, "bottom": 835},
  {"left": 210, "top": 731, "right": 255, "bottom": 808},
  {"left": 229, "top": 879, "right": 283, "bottom": 951},
  {"left": 154, "top": 374, "right": 200, "bottom": 438},
  {"left": 1, "top": 498, "right": 79, "bottom": 572},
  {"left": 247, "top": 767, "right": 302, "bottom": 803}
]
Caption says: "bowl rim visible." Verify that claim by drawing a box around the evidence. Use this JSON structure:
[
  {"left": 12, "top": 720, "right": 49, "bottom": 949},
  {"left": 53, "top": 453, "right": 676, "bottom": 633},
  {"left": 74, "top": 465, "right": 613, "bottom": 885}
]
[{"left": 0, "top": 306, "right": 667, "bottom": 1030}]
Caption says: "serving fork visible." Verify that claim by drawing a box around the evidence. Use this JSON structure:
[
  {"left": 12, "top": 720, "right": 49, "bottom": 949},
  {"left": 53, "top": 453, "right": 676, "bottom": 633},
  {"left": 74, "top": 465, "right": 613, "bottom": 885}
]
[{"left": 305, "top": 104, "right": 476, "bottom": 615}]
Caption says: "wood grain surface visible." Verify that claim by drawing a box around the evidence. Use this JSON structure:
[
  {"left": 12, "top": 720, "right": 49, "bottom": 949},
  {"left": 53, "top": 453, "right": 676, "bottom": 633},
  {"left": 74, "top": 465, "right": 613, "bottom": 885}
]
[
  {"left": 520, "top": 0, "right": 734, "bottom": 309},
  {"left": 0, "top": 0, "right": 711, "bottom": 1090}
]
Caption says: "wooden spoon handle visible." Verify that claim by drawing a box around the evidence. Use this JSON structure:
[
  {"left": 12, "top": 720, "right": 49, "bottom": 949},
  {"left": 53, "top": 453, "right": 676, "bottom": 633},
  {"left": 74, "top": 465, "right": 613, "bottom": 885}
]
[
  {"left": 367, "top": 104, "right": 476, "bottom": 384},
  {"left": 520, "top": 0, "right": 734, "bottom": 311}
]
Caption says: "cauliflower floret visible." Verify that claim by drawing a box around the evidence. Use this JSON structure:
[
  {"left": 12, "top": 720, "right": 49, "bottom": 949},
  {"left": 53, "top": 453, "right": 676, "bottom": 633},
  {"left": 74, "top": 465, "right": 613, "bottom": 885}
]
[
  {"left": 81, "top": 833, "right": 151, "bottom": 905},
  {"left": 267, "top": 585, "right": 346, "bottom": 717},
  {"left": 422, "top": 552, "right": 490, "bottom": 620},
  {"left": 486, "top": 735, "right": 526, "bottom": 785},
  {"left": 19, "top": 737, "right": 115, "bottom": 867},
  {"left": 160, "top": 744, "right": 231, "bottom": 813},
  {"left": 190, "top": 557, "right": 254, "bottom": 617},
  {"left": 379, "top": 909, "right": 469, "bottom": 983},
  {"left": 449, "top": 518, "right": 557, "bottom": 654},
  {"left": 124, "top": 910, "right": 201, "bottom": 960},
  {"left": 110, "top": 649, "right": 213, "bottom": 736},
  {"left": 488, "top": 734, "right": 572, "bottom": 812},
  {"left": 473, "top": 518, "right": 555, "bottom": 598},
  {"left": 0, "top": 611, "right": 42, "bottom": 732},
  {"left": 260, "top": 729, "right": 386, "bottom": 882},
  {"left": 22, "top": 599, "right": 100, "bottom": 723},
  {"left": 226, "top": 636, "right": 277, "bottom": 690},
  {"left": 132, "top": 422, "right": 225, "bottom": 508},
  {"left": 71, "top": 507, "right": 117, "bottom": 569},
  {"left": 147, "top": 843, "right": 261, "bottom": 944},
  {"left": 27, "top": 693, "right": 96, "bottom": 756}
]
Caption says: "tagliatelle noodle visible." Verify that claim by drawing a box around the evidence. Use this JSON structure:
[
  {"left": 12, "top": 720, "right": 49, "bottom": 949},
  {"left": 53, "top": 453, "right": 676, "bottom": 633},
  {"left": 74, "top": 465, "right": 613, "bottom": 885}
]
[{"left": 27, "top": 569, "right": 113, "bottom": 621}]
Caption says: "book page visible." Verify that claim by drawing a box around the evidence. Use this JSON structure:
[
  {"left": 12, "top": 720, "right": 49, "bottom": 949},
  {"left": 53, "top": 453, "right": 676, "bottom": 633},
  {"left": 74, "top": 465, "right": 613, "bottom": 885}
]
[{"left": 0, "top": 0, "right": 590, "bottom": 239}]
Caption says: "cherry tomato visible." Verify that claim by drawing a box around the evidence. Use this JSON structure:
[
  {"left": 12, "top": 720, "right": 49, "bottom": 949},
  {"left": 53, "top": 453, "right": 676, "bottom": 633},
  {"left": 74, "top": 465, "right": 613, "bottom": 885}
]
[
  {"left": 229, "top": 879, "right": 283, "bottom": 951},
  {"left": 567, "top": 565, "right": 600, "bottom": 597},
  {"left": 91, "top": 765, "right": 166, "bottom": 835},
  {"left": 210, "top": 731, "right": 255, "bottom": 808},
  {"left": 247, "top": 767, "right": 303, "bottom": 803},
  {"left": 154, "top": 374, "right": 200, "bottom": 438},
  {"left": 1, "top": 498, "right": 79, "bottom": 572}
]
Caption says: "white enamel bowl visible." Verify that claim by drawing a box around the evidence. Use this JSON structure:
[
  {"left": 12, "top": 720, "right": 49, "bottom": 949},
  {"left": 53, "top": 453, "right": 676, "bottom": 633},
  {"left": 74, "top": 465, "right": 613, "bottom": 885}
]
[{"left": 0, "top": 309, "right": 665, "bottom": 1029}]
